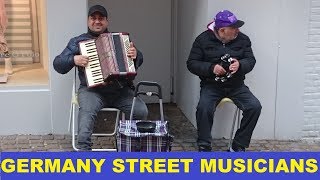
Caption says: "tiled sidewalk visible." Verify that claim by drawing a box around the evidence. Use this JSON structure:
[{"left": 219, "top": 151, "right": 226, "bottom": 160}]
[{"left": 0, "top": 104, "right": 319, "bottom": 152}]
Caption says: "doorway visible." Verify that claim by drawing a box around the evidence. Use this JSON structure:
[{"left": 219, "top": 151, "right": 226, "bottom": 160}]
[{"left": 88, "top": 0, "right": 174, "bottom": 103}]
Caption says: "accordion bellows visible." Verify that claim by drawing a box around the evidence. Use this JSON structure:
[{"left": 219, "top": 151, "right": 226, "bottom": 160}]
[{"left": 79, "top": 32, "right": 136, "bottom": 87}]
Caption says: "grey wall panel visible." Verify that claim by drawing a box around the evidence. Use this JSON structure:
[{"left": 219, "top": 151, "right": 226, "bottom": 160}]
[
  {"left": 275, "top": 0, "right": 309, "bottom": 139},
  {"left": 47, "top": 0, "right": 87, "bottom": 134},
  {"left": 176, "top": 0, "right": 209, "bottom": 128},
  {"left": 0, "top": 90, "right": 51, "bottom": 134}
]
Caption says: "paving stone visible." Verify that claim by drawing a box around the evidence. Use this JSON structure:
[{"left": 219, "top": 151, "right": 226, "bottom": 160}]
[
  {"left": 44, "top": 144, "right": 60, "bottom": 150},
  {"left": 3, "top": 135, "right": 17, "bottom": 140},
  {"left": 20, "top": 149, "right": 34, "bottom": 152},
  {"left": 45, "top": 140, "right": 59, "bottom": 145},
  {"left": 17, "top": 139, "right": 29, "bottom": 144},
  {"left": 1, "top": 140, "right": 16, "bottom": 145},
  {"left": 28, "top": 135, "right": 42, "bottom": 140},
  {"left": 60, "top": 143, "right": 73, "bottom": 149},
  {"left": 18, "top": 144, "right": 31, "bottom": 149},
  {"left": 58, "top": 139, "right": 72, "bottom": 144},
  {"left": 17, "top": 135, "right": 29, "bottom": 140},
  {"left": 2, "top": 149, "right": 19, "bottom": 152},
  {"left": 54, "top": 135, "right": 66, "bottom": 140},
  {"left": 29, "top": 140, "right": 44, "bottom": 144},
  {"left": 2, "top": 144, "right": 19, "bottom": 150},
  {"left": 42, "top": 135, "right": 54, "bottom": 140}
]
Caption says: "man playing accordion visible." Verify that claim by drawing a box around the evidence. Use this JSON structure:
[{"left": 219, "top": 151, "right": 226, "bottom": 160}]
[{"left": 53, "top": 5, "right": 148, "bottom": 151}]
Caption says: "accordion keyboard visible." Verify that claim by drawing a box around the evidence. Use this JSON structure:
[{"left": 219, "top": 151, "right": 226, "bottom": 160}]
[{"left": 79, "top": 40, "right": 104, "bottom": 87}]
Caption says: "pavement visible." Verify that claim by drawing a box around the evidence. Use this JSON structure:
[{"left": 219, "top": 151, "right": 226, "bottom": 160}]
[{"left": 0, "top": 103, "right": 319, "bottom": 152}]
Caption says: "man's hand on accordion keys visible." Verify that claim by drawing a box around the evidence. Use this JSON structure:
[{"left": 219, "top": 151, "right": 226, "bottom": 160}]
[
  {"left": 127, "top": 42, "right": 137, "bottom": 60},
  {"left": 74, "top": 55, "right": 89, "bottom": 67}
]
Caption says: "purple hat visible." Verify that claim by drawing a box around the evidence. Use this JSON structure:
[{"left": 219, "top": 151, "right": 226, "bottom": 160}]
[{"left": 207, "top": 10, "right": 244, "bottom": 31}]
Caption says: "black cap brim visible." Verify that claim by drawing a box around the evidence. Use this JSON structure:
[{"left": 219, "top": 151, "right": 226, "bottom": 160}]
[{"left": 229, "top": 20, "right": 244, "bottom": 28}]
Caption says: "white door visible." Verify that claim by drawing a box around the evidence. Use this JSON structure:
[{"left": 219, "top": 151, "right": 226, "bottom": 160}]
[{"left": 89, "top": 0, "right": 172, "bottom": 103}]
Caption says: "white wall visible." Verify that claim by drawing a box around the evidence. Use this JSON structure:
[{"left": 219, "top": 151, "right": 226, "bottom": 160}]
[
  {"left": 176, "top": 0, "right": 208, "bottom": 128},
  {"left": 276, "top": 0, "right": 309, "bottom": 139},
  {"left": 176, "top": 0, "right": 309, "bottom": 139},
  {"left": 48, "top": 0, "right": 87, "bottom": 133},
  {"left": 89, "top": 0, "right": 172, "bottom": 103},
  {"left": 0, "top": 90, "right": 51, "bottom": 134}
]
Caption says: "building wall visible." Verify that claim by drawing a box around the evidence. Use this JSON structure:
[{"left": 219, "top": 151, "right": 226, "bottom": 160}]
[
  {"left": 0, "top": 90, "right": 51, "bottom": 134},
  {"left": 275, "top": 0, "right": 309, "bottom": 140},
  {"left": 48, "top": 0, "right": 87, "bottom": 134},
  {"left": 305, "top": 0, "right": 320, "bottom": 141},
  {"left": 176, "top": 0, "right": 208, "bottom": 129}
]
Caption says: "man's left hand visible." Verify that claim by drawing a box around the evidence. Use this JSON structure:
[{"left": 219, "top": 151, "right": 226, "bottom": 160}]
[
  {"left": 127, "top": 42, "right": 137, "bottom": 59},
  {"left": 230, "top": 59, "right": 240, "bottom": 74}
]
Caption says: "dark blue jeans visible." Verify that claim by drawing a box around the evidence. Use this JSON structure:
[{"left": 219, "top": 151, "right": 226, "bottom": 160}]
[
  {"left": 77, "top": 85, "right": 148, "bottom": 150},
  {"left": 196, "top": 83, "right": 262, "bottom": 150}
]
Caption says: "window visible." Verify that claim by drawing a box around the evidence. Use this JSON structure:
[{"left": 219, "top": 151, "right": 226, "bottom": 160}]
[{"left": 0, "top": 0, "right": 48, "bottom": 87}]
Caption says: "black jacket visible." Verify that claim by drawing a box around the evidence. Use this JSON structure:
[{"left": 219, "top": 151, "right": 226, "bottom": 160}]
[
  {"left": 187, "top": 30, "right": 256, "bottom": 87},
  {"left": 53, "top": 32, "right": 143, "bottom": 87}
]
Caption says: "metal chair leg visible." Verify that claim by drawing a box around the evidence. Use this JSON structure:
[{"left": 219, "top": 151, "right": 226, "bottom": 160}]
[
  {"left": 71, "top": 107, "right": 122, "bottom": 152},
  {"left": 228, "top": 107, "right": 239, "bottom": 149},
  {"left": 91, "top": 108, "right": 122, "bottom": 152},
  {"left": 71, "top": 104, "right": 79, "bottom": 151},
  {"left": 237, "top": 108, "right": 241, "bottom": 128},
  {"left": 68, "top": 101, "right": 73, "bottom": 133}
]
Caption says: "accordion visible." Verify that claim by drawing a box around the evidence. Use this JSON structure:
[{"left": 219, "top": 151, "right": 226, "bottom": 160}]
[{"left": 79, "top": 32, "right": 136, "bottom": 87}]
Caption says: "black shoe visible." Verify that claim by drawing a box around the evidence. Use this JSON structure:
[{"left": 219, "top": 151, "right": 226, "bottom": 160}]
[
  {"left": 198, "top": 146, "right": 212, "bottom": 152},
  {"left": 227, "top": 147, "right": 245, "bottom": 152},
  {"left": 228, "top": 143, "right": 245, "bottom": 152}
]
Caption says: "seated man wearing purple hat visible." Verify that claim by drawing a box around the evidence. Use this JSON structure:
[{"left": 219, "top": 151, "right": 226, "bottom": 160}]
[
  {"left": 53, "top": 5, "right": 148, "bottom": 151},
  {"left": 187, "top": 10, "right": 261, "bottom": 152}
]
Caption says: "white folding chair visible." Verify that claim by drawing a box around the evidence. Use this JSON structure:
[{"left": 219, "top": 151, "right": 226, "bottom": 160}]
[
  {"left": 216, "top": 98, "right": 241, "bottom": 150},
  {"left": 68, "top": 68, "right": 123, "bottom": 151}
]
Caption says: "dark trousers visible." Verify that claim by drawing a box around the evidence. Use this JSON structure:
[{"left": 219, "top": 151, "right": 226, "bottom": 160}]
[
  {"left": 196, "top": 83, "right": 262, "bottom": 149},
  {"left": 77, "top": 85, "right": 148, "bottom": 150}
]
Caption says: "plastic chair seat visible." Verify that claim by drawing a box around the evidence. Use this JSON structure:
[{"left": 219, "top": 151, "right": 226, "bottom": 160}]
[{"left": 216, "top": 98, "right": 241, "bottom": 150}]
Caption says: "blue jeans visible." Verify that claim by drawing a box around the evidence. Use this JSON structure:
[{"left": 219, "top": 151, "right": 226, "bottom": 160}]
[
  {"left": 77, "top": 85, "right": 148, "bottom": 150},
  {"left": 196, "top": 83, "right": 262, "bottom": 150}
]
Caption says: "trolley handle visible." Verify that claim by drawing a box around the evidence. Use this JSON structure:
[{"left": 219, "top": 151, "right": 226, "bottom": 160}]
[
  {"left": 136, "top": 92, "right": 160, "bottom": 98},
  {"left": 130, "top": 81, "right": 165, "bottom": 121},
  {"left": 134, "top": 81, "right": 162, "bottom": 99}
]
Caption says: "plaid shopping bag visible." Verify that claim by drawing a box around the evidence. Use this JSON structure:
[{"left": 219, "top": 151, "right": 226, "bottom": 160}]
[{"left": 116, "top": 120, "right": 173, "bottom": 152}]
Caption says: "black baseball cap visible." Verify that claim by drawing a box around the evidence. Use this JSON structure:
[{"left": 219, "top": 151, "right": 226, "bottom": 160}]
[{"left": 88, "top": 5, "right": 108, "bottom": 17}]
